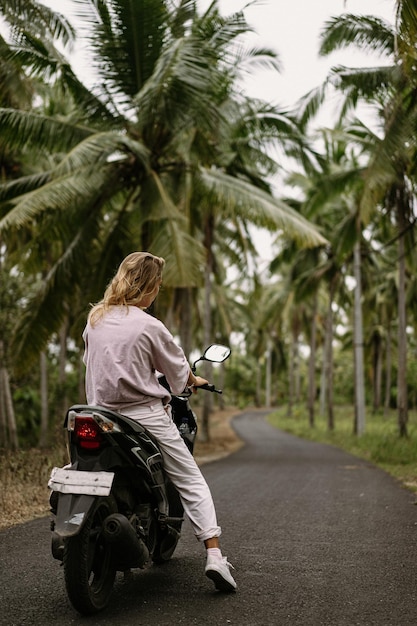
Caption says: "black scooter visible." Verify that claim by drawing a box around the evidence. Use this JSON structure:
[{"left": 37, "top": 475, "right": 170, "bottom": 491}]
[{"left": 48, "top": 344, "right": 231, "bottom": 615}]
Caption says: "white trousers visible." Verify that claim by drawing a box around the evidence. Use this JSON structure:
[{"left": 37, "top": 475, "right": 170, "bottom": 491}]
[{"left": 122, "top": 402, "right": 221, "bottom": 543}]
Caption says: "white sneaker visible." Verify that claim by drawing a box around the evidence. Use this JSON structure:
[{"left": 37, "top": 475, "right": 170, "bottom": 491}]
[{"left": 205, "top": 555, "right": 237, "bottom": 592}]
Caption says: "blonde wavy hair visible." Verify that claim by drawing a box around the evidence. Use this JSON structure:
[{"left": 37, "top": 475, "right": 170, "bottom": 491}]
[{"left": 88, "top": 252, "right": 165, "bottom": 326}]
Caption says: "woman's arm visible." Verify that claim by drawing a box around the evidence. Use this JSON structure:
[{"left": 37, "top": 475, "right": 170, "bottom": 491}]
[{"left": 187, "top": 371, "right": 209, "bottom": 389}]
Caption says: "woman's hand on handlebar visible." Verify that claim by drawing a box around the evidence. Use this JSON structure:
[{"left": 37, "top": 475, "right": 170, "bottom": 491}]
[
  {"left": 187, "top": 371, "right": 209, "bottom": 393},
  {"left": 190, "top": 375, "right": 209, "bottom": 392}
]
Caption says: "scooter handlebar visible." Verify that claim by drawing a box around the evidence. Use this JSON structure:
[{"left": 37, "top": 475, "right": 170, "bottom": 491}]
[{"left": 195, "top": 383, "right": 222, "bottom": 394}]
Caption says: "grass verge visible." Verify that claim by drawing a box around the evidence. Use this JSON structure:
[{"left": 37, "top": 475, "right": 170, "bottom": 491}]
[{"left": 267, "top": 405, "right": 417, "bottom": 494}]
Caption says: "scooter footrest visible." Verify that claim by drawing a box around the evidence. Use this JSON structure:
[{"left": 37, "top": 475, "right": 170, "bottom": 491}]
[{"left": 164, "top": 516, "right": 184, "bottom": 525}]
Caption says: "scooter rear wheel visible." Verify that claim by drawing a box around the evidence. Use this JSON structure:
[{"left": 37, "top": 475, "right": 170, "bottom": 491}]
[{"left": 63, "top": 496, "right": 117, "bottom": 615}]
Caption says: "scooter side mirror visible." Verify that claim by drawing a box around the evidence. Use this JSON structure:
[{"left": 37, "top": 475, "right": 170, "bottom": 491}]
[
  {"left": 203, "top": 344, "right": 231, "bottom": 363},
  {"left": 192, "top": 344, "right": 231, "bottom": 370}
]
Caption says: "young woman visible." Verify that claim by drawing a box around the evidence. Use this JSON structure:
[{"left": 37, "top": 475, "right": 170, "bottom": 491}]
[{"left": 82, "top": 252, "right": 236, "bottom": 592}]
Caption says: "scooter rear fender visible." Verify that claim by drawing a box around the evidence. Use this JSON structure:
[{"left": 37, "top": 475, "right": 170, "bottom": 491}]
[{"left": 54, "top": 493, "right": 98, "bottom": 537}]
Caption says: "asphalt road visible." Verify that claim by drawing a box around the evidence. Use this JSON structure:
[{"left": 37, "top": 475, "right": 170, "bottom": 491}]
[{"left": 1, "top": 409, "right": 416, "bottom": 626}]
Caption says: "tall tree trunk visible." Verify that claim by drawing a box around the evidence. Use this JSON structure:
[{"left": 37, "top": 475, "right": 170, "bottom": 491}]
[
  {"left": 287, "top": 330, "right": 300, "bottom": 416},
  {"left": 0, "top": 361, "right": 7, "bottom": 447},
  {"left": 38, "top": 351, "right": 49, "bottom": 448},
  {"left": 78, "top": 352, "right": 86, "bottom": 404},
  {"left": 178, "top": 287, "right": 193, "bottom": 360},
  {"left": 50, "top": 318, "right": 69, "bottom": 440},
  {"left": 200, "top": 216, "right": 214, "bottom": 442},
  {"left": 353, "top": 241, "right": 366, "bottom": 435},
  {"left": 4, "top": 368, "right": 18, "bottom": 450},
  {"left": 59, "top": 318, "right": 68, "bottom": 396},
  {"left": 294, "top": 333, "right": 301, "bottom": 403},
  {"left": 372, "top": 333, "right": 383, "bottom": 413},
  {"left": 256, "top": 357, "right": 262, "bottom": 407},
  {"left": 0, "top": 340, "right": 18, "bottom": 449},
  {"left": 307, "top": 293, "right": 318, "bottom": 427},
  {"left": 325, "top": 277, "right": 336, "bottom": 431},
  {"left": 201, "top": 262, "right": 213, "bottom": 441},
  {"left": 397, "top": 198, "right": 408, "bottom": 436},
  {"left": 319, "top": 349, "right": 327, "bottom": 417},
  {"left": 266, "top": 336, "right": 272, "bottom": 409},
  {"left": 384, "top": 325, "right": 392, "bottom": 416},
  {"left": 218, "top": 363, "right": 224, "bottom": 410},
  {"left": 287, "top": 333, "right": 294, "bottom": 417}
]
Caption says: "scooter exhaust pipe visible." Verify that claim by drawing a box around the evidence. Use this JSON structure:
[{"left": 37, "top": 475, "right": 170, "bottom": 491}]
[{"left": 103, "top": 513, "right": 149, "bottom": 570}]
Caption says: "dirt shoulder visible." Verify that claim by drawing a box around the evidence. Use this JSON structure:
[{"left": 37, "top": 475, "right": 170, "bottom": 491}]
[{"left": 193, "top": 406, "right": 244, "bottom": 465}]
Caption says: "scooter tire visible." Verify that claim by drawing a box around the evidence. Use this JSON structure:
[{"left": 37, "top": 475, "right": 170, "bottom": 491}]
[
  {"left": 152, "top": 524, "right": 182, "bottom": 564},
  {"left": 63, "top": 496, "right": 117, "bottom": 615}
]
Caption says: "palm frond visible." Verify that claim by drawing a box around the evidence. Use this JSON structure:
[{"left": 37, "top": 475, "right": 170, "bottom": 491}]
[
  {"left": 7, "top": 34, "right": 116, "bottom": 123},
  {"left": 199, "top": 168, "right": 328, "bottom": 247},
  {"left": 304, "top": 166, "right": 365, "bottom": 216},
  {"left": 149, "top": 220, "right": 206, "bottom": 287},
  {"left": 0, "top": 172, "right": 51, "bottom": 205},
  {"left": 319, "top": 14, "right": 395, "bottom": 58},
  {"left": 139, "top": 170, "right": 191, "bottom": 221},
  {"left": 295, "top": 82, "right": 329, "bottom": 128},
  {"left": 396, "top": 0, "right": 417, "bottom": 48},
  {"left": 0, "top": 108, "right": 92, "bottom": 152},
  {"left": 0, "top": 165, "right": 117, "bottom": 231},
  {"left": 197, "top": 2, "right": 251, "bottom": 47},
  {"left": 52, "top": 132, "right": 150, "bottom": 177},
  {"left": 237, "top": 45, "right": 281, "bottom": 73},
  {"left": 134, "top": 36, "right": 222, "bottom": 137},
  {"left": 360, "top": 92, "right": 417, "bottom": 219},
  {"left": 329, "top": 65, "right": 397, "bottom": 101},
  {"left": 1, "top": 0, "right": 75, "bottom": 48},
  {"left": 76, "top": 0, "right": 168, "bottom": 101},
  {"left": 11, "top": 206, "right": 105, "bottom": 371}
]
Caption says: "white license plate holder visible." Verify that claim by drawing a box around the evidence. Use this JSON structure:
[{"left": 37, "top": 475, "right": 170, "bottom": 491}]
[{"left": 48, "top": 467, "right": 114, "bottom": 496}]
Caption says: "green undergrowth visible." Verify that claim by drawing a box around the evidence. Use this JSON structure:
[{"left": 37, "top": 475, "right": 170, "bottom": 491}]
[{"left": 267, "top": 405, "right": 417, "bottom": 494}]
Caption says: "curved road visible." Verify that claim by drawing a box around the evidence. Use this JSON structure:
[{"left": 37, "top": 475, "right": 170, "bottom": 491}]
[{"left": 1, "top": 409, "right": 416, "bottom": 625}]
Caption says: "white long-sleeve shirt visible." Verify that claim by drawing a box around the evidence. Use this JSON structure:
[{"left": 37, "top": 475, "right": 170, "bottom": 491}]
[{"left": 82, "top": 305, "right": 190, "bottom": 410}]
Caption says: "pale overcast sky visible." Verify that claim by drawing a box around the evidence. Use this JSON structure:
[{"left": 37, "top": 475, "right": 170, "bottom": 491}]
[{"left": 211, "top": 0, "right": 395, "bottom": 107}]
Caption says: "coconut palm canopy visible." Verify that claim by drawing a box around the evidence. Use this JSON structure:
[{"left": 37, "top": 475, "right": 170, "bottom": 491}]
[{"left": 0, "top": 0, "right": 326, "bottom": 364}]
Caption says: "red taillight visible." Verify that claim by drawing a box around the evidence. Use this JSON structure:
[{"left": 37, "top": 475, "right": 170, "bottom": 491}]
[{"left": 74, "top": 417, "right": 102, "bottom": 450}]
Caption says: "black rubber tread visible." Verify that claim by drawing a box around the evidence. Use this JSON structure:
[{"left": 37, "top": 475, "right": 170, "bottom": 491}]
[{"left": 63, "top": 496, "right": 117, "bottom": 615}]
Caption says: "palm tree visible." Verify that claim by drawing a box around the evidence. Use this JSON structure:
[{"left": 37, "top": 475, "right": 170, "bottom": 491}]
[
  {"left": 0, "top": 0, "right": 72, "bottom": 447},
  {"left": 295, "top": 6, "right": 417, "bottom": 436},
  {"left": 319, "top": 8, "right": 417, "bottom": 436},
  {"left": 0, "top": 0, "right": 326, "bottom": 383},
  {"left": 277, "top": 121, "right": 371, "bottom": 432}
]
